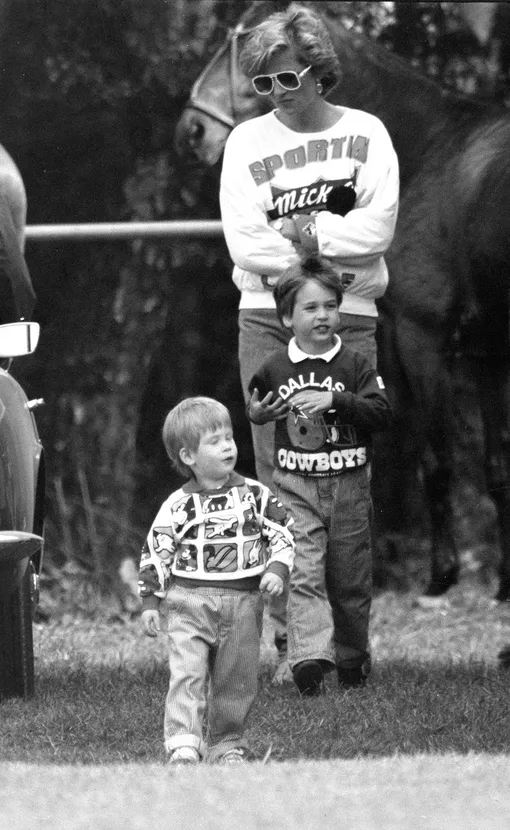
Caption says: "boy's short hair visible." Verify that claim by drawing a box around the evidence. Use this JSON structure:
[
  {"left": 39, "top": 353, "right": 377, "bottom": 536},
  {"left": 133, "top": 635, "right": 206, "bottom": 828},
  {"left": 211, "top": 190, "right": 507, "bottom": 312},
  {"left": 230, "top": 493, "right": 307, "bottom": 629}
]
[
  {"left": 162, "top": 396, "right": 232, "bottom": 478},
  {"left": 273, "top": 255, "right": 344, "bottom": 324}
]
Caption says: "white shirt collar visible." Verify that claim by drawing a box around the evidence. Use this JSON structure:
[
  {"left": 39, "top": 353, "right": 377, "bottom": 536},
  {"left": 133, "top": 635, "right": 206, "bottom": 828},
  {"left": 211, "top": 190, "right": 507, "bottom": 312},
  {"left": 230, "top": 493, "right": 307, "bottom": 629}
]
[{"left": 288, "top": 334, "right": 342, "bottom": 363}]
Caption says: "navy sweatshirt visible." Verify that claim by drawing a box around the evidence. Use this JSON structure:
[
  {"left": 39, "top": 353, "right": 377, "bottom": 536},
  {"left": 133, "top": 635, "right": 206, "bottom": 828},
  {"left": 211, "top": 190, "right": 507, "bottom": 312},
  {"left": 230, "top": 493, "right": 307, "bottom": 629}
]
[{"left": 249, "top": 339, "right": 391, "bottom": 477}]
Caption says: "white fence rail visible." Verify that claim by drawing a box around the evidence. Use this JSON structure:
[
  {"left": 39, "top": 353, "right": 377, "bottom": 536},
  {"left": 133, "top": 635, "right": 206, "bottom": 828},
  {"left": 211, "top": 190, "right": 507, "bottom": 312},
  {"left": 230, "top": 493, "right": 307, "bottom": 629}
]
[{"left": 25, "top": 220, "right": 224, "bottom": 242}]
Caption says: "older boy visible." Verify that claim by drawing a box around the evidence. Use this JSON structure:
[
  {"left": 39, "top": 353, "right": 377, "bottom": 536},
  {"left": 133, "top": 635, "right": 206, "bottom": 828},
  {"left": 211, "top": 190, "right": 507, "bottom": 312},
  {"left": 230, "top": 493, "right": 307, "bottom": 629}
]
[
  {"left": 138, "top": 396, "right": 294, "bottom": 764},
  {"left": 248, "top": 257, "right": 391, "bottom": 696}
]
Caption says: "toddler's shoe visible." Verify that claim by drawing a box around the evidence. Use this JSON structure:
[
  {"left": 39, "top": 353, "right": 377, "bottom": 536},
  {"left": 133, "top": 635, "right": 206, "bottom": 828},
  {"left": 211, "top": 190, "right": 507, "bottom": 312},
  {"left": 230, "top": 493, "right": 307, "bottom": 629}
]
[
  {"left": 292, "top": 659, "right": 325, "bottom": 696},
  {"left": 168, "top": 746, "right": 200, "bottom": 765},
  {"left": 218, "top": 748, "right": 245, "bottom": 765}
]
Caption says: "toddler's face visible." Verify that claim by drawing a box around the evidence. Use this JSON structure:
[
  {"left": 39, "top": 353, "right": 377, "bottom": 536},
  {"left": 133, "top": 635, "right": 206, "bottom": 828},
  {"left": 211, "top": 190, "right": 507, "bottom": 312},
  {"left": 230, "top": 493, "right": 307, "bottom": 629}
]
[
  {"left": 283, "top": 279, "right": 340, "bottom": 355},
  {"left": 186, "top": 423, "right": 237, "bottom": 485}
]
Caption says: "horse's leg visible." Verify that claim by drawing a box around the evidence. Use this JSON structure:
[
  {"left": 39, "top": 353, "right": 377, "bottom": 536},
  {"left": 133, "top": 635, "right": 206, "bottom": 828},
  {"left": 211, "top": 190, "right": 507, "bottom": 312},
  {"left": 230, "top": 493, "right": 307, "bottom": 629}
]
[
  {"left": 392, "top": 316, "right": 459, "bottom": 596},
  {"left": 373, "top": 312, "right": 424, "bottom": 531},
  {"left": 373, "top": 314, "right": 436, "bottom": 584},
  {"left": 471, "top": 358, "right": 510, "bottom": 601},
  {"left": 420, "top": 366, "right": 460, "bottom": 596}
]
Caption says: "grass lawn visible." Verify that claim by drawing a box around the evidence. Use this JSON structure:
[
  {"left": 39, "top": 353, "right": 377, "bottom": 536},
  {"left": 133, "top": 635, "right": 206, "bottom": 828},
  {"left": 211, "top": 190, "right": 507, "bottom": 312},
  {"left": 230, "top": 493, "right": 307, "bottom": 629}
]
[
  {"left": 0, "top": 581, "right": 509, "bottom": 828},
  {"left": 1, "top": 754, "right": 509, "bottom": 830}
]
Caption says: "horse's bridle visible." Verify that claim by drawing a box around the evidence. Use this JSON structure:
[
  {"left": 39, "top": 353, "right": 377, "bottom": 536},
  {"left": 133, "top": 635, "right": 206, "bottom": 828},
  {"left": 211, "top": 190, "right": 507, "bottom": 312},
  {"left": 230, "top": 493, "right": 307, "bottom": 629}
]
[{"left": 188, "top": 24, "right": 251, "bottom": 130}]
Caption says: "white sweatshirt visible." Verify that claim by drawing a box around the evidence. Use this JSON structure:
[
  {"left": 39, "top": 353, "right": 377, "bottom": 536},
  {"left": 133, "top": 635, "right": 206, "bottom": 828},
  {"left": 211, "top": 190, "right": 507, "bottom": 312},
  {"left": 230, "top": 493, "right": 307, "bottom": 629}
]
[{"left": 220, "top": 107, "right": 399, "bottom": 317}]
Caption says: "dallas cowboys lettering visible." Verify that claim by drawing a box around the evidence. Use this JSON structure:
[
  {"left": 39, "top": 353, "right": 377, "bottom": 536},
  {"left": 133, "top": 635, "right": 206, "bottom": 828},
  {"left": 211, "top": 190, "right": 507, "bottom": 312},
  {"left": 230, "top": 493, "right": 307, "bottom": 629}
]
[{"left": 249, "top": 340, "right": 392, "bottom": 477}]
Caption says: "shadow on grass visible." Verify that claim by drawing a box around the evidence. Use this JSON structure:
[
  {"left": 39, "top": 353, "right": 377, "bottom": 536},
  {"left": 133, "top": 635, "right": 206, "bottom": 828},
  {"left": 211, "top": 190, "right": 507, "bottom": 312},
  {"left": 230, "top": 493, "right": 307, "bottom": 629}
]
[{"left": 0, "top": 659, "right": 507, "bottom": 764}]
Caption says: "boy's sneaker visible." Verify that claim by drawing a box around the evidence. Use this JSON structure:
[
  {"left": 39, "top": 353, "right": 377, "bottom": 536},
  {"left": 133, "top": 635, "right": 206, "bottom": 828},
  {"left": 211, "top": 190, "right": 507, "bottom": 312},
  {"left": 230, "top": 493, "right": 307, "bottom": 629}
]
[
  {"left": 292, "top": 659, "right": 325, "bottom": 696},
  {"left": 218, "top": 748, "right": 245, "bottom": 765},
  {"left": 168, "top": 746, "right": 200, "bottom": 765},
  {"left": 336, "top": 666, "right": 367, "bottom": 689}
]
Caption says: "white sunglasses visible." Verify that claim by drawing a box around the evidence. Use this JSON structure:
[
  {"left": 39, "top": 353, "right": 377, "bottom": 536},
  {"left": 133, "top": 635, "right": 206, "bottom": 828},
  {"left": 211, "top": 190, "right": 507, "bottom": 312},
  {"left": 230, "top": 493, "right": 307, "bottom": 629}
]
[{"left": 251, "top": 65, "right": 312, "bottom": 95}]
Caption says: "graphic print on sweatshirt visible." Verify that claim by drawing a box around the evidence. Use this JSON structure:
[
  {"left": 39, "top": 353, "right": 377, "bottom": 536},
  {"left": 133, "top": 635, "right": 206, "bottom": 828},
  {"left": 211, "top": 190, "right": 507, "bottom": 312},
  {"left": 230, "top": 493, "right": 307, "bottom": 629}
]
[
  {"left": 286, "top": 406, "right": 359, "bottom": 452},
  {"left": 247, "top": 131, "right": 369, "bottom": 221},
  {"left": 158, "top": 489, "right": 258, "bottom": 574},
  {"left": 282, "top": 401, "right": 366, "bottom": 475},
  {"left": 266, "top": 174, "right": 357, "bottom": 220},
  {"left": 248, "top": 133, "right": 370, "bottom": 186},
  {"left": 147, "top": 486, "right": 290, "bottom": 576},
  {"left": 138, "top": 477, "right": 295, "bottom": 601},
  {"left": 248, "top": 343, "right": 393, "bottom": 478}
]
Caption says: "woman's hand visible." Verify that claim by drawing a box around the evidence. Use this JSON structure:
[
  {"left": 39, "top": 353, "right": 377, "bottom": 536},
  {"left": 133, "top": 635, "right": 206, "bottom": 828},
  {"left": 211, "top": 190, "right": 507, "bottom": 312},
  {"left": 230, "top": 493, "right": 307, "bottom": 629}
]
[
  {"left": 280, "top": 213, "right": 318, "bottom": 256},
  {"left": 249, "top": 388, "right": 288, "bottom": 424}
]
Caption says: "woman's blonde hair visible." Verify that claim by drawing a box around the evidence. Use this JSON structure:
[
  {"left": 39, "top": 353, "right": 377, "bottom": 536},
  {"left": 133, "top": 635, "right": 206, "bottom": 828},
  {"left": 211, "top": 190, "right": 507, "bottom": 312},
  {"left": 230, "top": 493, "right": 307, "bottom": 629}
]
[
  {"left": 162, "top": 396, "right": 232, "bottom": 478},
  {"left": 239, "top": 2, "right": 340, "bottom": 94}
]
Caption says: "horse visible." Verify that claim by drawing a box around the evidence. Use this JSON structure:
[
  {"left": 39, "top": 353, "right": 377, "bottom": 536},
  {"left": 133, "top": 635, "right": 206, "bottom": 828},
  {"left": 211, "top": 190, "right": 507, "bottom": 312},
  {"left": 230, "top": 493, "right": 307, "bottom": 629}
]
[
  {"left": 174, "top": 0, "right": 510, "bottom": 602},
  {"left": 0, "top": 142, "right": 35, "bottom": 324}
]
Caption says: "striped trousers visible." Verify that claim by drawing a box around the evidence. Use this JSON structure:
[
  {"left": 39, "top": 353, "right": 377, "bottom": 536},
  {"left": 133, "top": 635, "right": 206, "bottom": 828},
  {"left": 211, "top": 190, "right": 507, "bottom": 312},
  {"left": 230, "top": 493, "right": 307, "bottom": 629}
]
[{"left": 163, "top": 584, "right": 263, "bottom": 761}]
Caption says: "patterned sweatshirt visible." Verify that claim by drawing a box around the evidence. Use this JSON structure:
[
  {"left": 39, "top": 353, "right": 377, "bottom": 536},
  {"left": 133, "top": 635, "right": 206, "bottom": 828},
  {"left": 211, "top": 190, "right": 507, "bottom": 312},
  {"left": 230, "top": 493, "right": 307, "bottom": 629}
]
[
  {"left": 138, "top": 472, "right": 295, "bottom": 610},
  {"left": 220, "top": 107, "right": 399, "bottom": 317},
  {"left": 249, "top": 337, "right": 391, "bottom": 477}
]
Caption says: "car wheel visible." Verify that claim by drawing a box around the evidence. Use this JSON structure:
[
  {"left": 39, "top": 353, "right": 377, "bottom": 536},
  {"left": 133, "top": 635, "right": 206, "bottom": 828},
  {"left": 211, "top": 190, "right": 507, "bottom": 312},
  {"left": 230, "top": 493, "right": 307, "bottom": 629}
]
[{"left": 0, "top": 563, "right": 35, "bottom": 699}]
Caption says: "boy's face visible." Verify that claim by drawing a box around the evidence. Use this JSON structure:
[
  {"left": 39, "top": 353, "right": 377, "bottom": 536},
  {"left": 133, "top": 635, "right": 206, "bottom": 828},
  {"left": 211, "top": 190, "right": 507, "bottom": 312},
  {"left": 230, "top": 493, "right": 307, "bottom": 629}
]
[
  {"left": 283, "top": 280, "right": 340, "bottom": 355},
  {"left": 180, "top": 423, "right": 238, "bottom": 487}
]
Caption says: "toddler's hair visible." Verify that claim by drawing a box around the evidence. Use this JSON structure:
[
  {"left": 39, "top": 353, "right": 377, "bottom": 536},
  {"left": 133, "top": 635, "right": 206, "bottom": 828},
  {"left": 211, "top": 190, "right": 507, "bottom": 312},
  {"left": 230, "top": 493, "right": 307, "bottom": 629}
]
[
  {"left": 273, "top": 255, "right": 344, "bottom": 323},
  {"left": 162, "top": 396, "right": 232, "bottom": 477}
]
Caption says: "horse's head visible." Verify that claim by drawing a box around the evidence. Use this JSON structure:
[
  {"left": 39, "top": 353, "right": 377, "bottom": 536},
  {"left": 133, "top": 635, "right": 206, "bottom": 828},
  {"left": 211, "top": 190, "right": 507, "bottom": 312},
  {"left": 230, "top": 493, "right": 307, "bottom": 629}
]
[
  {"left": 173, "top": 28, "right": 257, "bottom": 167},
  {"left": 174, "top": 2, "right": 285, "bottom": 166}
]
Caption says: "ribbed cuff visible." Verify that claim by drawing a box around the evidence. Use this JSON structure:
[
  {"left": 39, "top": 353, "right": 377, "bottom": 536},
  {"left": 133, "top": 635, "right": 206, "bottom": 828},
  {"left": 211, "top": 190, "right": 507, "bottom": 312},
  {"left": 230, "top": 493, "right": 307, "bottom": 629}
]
[
  {"left": 141, "top": 594, "right": 161, "bottom": 612},
  {"left": 266, "top": 561, "right": 290, "bottom": 582}
]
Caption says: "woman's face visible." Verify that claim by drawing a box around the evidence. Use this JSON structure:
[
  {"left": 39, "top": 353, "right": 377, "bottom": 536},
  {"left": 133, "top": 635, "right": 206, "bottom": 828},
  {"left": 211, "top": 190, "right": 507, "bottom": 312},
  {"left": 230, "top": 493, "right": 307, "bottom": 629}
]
[{"left": 258, "top": 49, "right": 317, "bottom": 122}]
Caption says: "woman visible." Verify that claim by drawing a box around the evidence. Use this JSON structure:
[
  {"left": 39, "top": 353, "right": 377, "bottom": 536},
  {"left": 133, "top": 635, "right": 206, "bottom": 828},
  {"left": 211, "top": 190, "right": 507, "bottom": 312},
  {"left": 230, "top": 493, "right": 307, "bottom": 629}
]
[
  {"left": 219, "top": 2, "right": 399, "bottom": 680},
  {"left": 221, "top": 2, "right": 398, "bottom": 487}
]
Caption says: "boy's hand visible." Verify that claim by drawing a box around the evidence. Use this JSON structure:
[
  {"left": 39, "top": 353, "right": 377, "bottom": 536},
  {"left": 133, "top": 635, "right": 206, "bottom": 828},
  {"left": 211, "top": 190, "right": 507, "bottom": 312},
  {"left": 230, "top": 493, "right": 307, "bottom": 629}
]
[
  {"left": 141, "top": 609, "right": 161, "bottom": 637},
  {"left": 291, "top": 389, "right": 333, "bottom": 416},
  {"left": 249, "top": 388, "right": 288, "bottom": 424},
  {"left": 260, "top": 572, "right": 284, "bottom": 596}
]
